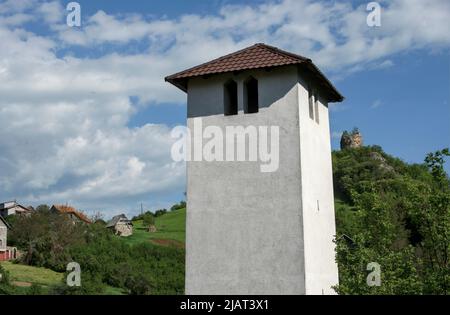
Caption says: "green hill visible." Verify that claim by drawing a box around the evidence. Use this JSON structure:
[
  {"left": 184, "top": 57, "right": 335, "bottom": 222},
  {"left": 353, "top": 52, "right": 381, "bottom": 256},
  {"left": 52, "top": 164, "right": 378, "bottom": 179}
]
[
  {"left": 332, "top": 146, "right": 449, "bottom": 295},
  {"left": 123, "top": 208, "right": 186, "bottom": 247}
]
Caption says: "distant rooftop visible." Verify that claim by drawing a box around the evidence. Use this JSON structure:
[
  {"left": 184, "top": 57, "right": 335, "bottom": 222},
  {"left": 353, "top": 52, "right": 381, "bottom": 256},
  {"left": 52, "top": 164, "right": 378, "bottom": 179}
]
[
  {"left": 52, "top": 205, "right": 91, "bottom": 224},
  {"left": 106, "top": 214, "right": 131, "bottom": 228},
  {"left": 0, "top": 200, "right": 30, "bottom": 212}
]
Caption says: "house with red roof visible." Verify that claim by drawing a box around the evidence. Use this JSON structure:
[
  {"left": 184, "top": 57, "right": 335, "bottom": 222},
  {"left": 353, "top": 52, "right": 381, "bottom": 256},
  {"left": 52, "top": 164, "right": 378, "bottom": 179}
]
[{"left": 50, "top": 205, "right": 92, "bottom": 224}]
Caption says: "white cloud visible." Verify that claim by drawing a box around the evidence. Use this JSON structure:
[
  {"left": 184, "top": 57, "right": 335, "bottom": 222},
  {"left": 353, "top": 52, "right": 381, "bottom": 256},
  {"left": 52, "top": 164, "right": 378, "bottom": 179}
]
[
  {"left": 37, "top": 0, "right": 63, "bottom": 24},
  {"left": 0, "top": 0, "right": 36, "bottom": 14},
  {"left": 0, "top": 23, "right": 185, "bottom": 215},
  {"left": 57, "top": 0, "right": 450, "bottom": 72},
  {"left": 0, "top": 12, "right": 34, "bottom": 26}
]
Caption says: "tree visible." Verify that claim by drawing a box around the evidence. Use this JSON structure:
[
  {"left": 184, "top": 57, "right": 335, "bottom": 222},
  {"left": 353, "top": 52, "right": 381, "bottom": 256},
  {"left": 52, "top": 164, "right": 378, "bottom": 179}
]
[
  {"left": 155, "top": 209, "right": 167, "bottom": 217},
  {"left": 8, "top": 211, "right": 85, "bottom": 270},
  {"left": 92, "top": 211, "right": 105, "bottom": 225},
  {"left": 170, "top": 201, "right": 186, "bottom": 211},
  {"left": 334, "top": 146, "right": 450, "bottom": 295},
  {"left": 35, "top": 204, "right": 50, "bottom": 213},
  {"left": 0, "top": 264, "right": 15, "bottom": 295},
  {"left": 142, "top": 213, "right": 155, "bottom": 228},
  {"left": 335, "top": 185, "right": 422, "bottom": 294},
  {"left": 409, "top": 148, "right": 450, "bottom": 293}
]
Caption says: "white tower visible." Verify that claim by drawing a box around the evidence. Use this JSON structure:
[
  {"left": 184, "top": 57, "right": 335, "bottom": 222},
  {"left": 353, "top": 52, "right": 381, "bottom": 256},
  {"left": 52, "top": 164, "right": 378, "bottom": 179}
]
[{"left": 166, "top": 44, "right": 344, "bottom": 295}]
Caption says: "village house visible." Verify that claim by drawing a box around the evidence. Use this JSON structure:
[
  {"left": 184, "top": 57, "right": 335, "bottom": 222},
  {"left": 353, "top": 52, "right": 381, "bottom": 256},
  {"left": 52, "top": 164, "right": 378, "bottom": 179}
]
[
  {"left": 0, "top": 215, "right": 17, "bottom": 261},
  {"left": 50, "top": 205, "right": 92, "bottom": 224},
  {"left": 0, "top": 200, "right": 32, "bottom": 217},
  {"left": 106, "top": 214, "right": 133, "bottom": 237}
]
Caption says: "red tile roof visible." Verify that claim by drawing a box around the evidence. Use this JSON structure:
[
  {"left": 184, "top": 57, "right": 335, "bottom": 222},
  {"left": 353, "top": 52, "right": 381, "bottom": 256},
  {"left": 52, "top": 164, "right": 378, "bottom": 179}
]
[
  {"left": 52, "top": 205, "right": 91, "bottom": 224},
  {"left": 165, "top": 43, "right": 343, "bottom": 102}
]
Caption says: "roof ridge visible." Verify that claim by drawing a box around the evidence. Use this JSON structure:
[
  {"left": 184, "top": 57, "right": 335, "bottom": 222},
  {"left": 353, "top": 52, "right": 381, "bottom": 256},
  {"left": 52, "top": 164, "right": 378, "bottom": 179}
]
[
  {"left": 258, "top": 43, "right": 311, "bottom": 62},
  {"left": 52, "top": 204, "right": 91, "bottom": 223},
  {"left": 165, "top": 43, "right": 263, "bottom": 81},
  {"left": 165, "top": 43, "right": 308, "bottom": 83}
]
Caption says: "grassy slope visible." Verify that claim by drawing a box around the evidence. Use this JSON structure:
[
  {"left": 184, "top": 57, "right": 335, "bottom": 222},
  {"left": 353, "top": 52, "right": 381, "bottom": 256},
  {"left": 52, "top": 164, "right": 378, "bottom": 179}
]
[
  {"left": 0, "top": 261, "right": 62, "bottom": 287},
  {"left": 0, "top": 209, "right": 186, "bottom": 294},
  {"left": 122, "top": 208, "right": 186, "bottom": 246},
  {"left": 0, "top": 261, "right": 124, "bottom": 295}
]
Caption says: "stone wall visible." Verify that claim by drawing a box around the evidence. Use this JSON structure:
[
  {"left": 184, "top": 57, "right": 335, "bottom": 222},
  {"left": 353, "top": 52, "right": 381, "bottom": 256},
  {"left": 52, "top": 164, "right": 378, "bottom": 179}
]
[
  {"left": 340, "top": 128, "right": 363, "bottom": 150},
  {"left": 114, "top": 223, "right": 133, "bottom": 237}
]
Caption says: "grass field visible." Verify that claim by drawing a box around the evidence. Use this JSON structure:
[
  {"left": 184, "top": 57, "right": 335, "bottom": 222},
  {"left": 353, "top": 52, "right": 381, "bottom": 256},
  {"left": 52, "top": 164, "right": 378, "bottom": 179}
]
[
  {"left": 0, "top": 261, "right": 125, "bottom": 295},
  {"left": 0, "top": 261, "right": 62, "bottom": 288},
  {"left": 1, "top": 260, "right": 62, "bottom": 294},
  {"left": 122, "top": 208, "right": 186, "bottom": 246},
  {"left": 0, "top": 209, "right": 186, "bottom": 294}
]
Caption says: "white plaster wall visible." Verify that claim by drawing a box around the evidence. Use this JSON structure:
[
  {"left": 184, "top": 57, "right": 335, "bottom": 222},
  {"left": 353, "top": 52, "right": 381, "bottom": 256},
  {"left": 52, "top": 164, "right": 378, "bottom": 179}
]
[
  {"left": 184, "top": 64, "right": 338, "bottom": 295},
  {"left": 186, "top": 66, "right": 305, "bottom": 295},
  {"left": 0, "top": 201, "right": 15, "bottom": 209},
  {"left": 1, "top": 205, "right": 25, "bottom": 216},
  {"left": 297, "top": 74, "right": 339, "bottom": 295}
]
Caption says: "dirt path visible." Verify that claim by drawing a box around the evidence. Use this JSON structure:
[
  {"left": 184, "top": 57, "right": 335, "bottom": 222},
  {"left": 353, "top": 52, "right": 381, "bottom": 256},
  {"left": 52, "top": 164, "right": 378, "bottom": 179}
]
[
  {"left": 150, "top": 239, "right": 185, "bottom": 249},
  {"left": 12, "top": 281, "right": 32, "bottom": 287}
]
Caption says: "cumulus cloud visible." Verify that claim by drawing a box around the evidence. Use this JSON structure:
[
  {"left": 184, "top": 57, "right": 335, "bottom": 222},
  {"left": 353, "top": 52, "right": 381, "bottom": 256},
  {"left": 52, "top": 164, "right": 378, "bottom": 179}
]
[
  {"left": 36, "top": 0, "right": 64, "bottom": 24},
  {"left": 0, "top": 0, "right": 449, "bottom": 216},
  {"left": 57, "top": 0, "right": 450, "bottom": 71},
  {"left": 0, "top": 10, "right": 184, "bottom": 215}
]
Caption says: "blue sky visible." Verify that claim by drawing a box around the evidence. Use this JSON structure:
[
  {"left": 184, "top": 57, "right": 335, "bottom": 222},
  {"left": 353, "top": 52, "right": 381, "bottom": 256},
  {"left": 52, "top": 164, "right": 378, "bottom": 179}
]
[
  {"left": 0, "top": 0, "right": 448, "bottom": 218},
  {"left": 331, "top": 51, "right": 449, "bottom": 164}
]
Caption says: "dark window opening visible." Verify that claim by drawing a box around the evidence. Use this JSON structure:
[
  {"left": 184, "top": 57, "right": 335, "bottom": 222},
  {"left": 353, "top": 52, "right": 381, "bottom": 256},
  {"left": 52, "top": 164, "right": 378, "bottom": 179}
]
[
  {"left": 244, "top": 76, "right": 259, "bottom": 113},
  {"left": 308, "top": 86, "right": 314, "bottom": 120},
  {"left": 224, "top": 79, "right": 238, "bottom": 116},
  {"left": 314, "top": 93, "right": 320, "bottom": 124}
]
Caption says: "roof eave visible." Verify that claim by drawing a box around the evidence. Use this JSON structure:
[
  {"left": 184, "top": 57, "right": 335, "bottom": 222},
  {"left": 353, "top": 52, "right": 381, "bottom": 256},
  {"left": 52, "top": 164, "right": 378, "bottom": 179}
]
[
  {"left": 164, "top": 60, "right": 345, "bottom": 103},
  {"left": 165, "top": 77, "right": 188, "bottom": 93},
  {"left": 166, "top": 64, "right": 344, "bottom": 103},
  {"left": 302, "top": 61, "right": 344, "bottom": 103}
]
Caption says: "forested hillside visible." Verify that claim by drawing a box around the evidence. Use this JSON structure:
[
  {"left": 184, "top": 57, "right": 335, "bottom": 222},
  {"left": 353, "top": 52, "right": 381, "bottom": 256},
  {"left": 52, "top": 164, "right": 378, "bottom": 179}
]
[{"left": 333, "top": 146, "right": 449, "bottom": 294}]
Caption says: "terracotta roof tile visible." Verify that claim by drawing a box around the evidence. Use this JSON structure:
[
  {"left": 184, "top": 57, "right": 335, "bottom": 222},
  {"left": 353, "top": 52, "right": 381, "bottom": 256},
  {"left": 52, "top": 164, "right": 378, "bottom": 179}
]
[
  {"left": 52, "top": 205, "right": 91, "bottom": 224},
  {"left": 165, "top": 43, "right": 343, "bottom": 102}
]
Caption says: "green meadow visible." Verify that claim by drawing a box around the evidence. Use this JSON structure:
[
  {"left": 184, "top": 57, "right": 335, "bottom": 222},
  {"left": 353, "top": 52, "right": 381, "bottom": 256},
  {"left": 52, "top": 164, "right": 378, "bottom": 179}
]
[{"left": 123, "top": 208, "right": 186, "bottom": 246}]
